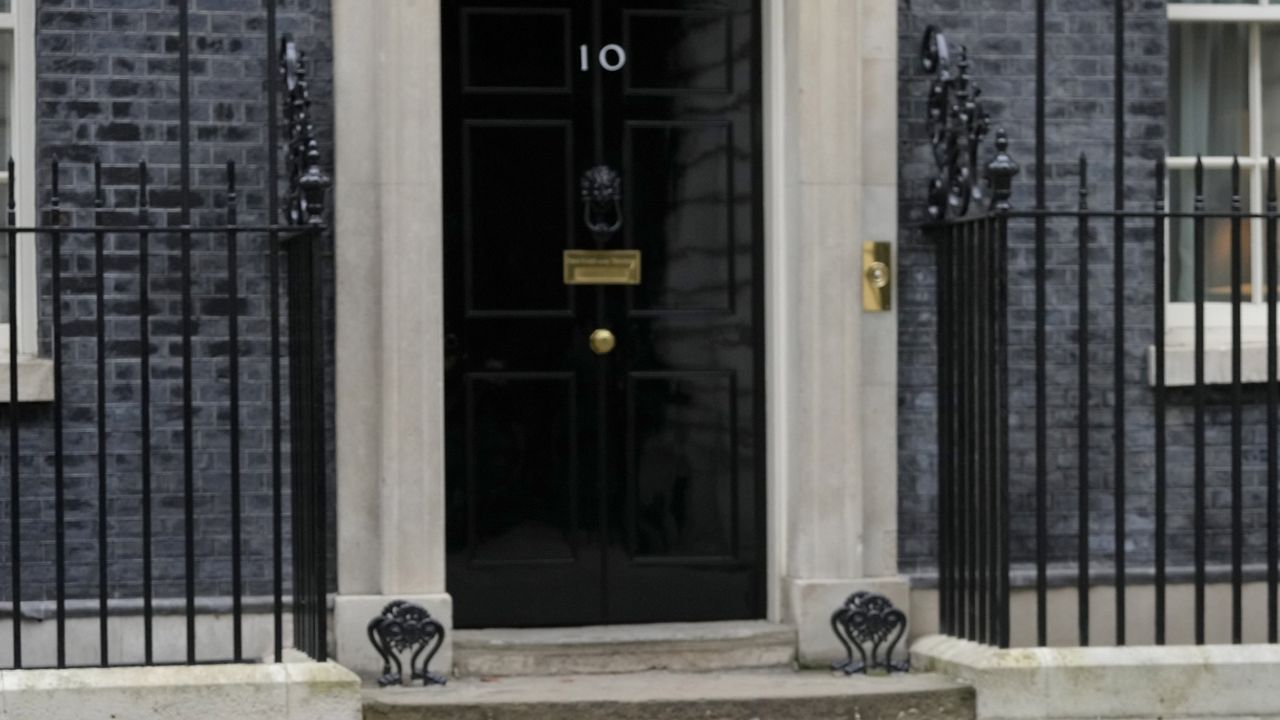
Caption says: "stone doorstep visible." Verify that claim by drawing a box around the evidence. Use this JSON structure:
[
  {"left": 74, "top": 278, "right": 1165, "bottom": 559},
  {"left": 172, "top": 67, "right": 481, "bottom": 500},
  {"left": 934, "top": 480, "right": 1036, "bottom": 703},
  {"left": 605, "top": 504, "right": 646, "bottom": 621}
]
[
  {"left": 363, "top": 669, "right": 975, "bottom": 720},
  {"left": 453, "top": 620, "right": 798, "bottom": 677}
]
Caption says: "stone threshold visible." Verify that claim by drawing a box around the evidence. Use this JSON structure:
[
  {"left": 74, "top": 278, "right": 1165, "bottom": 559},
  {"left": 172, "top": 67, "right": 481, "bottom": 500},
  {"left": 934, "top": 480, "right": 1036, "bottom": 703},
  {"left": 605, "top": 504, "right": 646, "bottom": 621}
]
[
  {"left": 454, "top": 620, "right": 797, "bottom": 677},
  {"left": 364, "top": 669, "right": 974, "bottom": 720}
]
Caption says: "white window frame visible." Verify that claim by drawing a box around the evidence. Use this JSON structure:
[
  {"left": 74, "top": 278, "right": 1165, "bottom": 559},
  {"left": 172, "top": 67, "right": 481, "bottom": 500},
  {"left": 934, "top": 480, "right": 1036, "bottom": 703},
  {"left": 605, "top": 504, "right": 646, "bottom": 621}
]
[
  {"left": 0, "top": 0, "right": 37, "bottom": 359},
  {"left": 1165, "top": 3, "right": 1280, "bottom": 356}
]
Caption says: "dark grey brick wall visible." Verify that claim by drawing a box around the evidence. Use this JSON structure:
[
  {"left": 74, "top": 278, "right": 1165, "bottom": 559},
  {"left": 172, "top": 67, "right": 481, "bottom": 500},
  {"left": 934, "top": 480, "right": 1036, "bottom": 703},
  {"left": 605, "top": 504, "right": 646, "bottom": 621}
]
[
  {"left": 898, "top": 0, "right": 1190, "bottom": 575},
  {"left": 0, "top": 0, "right": 333, "bottom": 604}
]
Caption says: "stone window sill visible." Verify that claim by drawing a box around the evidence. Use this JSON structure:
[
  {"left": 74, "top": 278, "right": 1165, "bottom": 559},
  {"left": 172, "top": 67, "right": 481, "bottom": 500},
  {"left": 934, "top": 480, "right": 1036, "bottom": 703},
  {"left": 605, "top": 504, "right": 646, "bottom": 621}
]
[
  {"left": 1147, "top": 342, "right": 1277, "bottom": 387},
  {"left": 0, "top": 356, "right": 54, "bottom": 403}
]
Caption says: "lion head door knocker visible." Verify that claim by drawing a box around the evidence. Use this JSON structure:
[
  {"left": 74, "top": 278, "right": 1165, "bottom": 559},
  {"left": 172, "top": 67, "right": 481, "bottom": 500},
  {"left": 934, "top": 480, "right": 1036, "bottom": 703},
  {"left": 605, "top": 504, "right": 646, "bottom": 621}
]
[
  {"left": 830, "top": 591, "right": 909, "bottom": 675},
  {"left": 580, "top": 165, "right": 623, "bottom": 239},
  {"left": 367, "top": 600, "right": 448, "bottom": 687}
]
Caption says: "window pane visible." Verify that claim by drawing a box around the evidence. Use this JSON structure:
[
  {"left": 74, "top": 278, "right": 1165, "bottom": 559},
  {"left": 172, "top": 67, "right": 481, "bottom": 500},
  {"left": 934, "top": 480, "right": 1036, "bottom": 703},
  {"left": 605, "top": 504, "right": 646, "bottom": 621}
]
[
  {"left": 1170, "top": 169, "right": 1253, "bottom": 303},
  {"left": 1170, "top": 22, "right": 1250, "bottom": 157},
  {"left": 1264, "top": 26, "right": 1280, "bottom": 155},
  {"left": 0, "top": 2, "right": 12, "bottom": 12}
]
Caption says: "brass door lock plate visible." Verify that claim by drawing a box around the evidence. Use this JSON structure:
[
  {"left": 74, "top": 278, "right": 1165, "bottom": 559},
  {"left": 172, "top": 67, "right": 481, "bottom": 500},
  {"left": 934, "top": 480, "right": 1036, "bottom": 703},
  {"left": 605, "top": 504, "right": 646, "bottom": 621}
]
[{"left": 862, "top": 241, "right": 891, "bottom": 312}]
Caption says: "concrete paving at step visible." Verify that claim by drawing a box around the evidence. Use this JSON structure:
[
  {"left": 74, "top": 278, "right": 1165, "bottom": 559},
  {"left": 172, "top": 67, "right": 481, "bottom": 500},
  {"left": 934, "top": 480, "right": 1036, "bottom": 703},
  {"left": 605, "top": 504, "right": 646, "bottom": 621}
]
[{"left": 363, "top": 670, "right": 975, "bottom": 720}]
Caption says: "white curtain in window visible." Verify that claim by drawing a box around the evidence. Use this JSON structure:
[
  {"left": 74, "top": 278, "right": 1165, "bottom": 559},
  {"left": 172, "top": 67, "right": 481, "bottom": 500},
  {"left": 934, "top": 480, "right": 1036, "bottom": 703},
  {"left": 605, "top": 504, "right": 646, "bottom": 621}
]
[{"left": 1170, "top": 23, "right": 1249, "bottom": 302}]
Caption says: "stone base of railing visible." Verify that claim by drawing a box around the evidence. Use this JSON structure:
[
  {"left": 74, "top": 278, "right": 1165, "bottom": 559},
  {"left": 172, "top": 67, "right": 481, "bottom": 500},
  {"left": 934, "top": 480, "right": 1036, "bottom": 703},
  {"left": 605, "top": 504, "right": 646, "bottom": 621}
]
[{"left": 912, "top": 634, "right": 1280, "bottom": 720}]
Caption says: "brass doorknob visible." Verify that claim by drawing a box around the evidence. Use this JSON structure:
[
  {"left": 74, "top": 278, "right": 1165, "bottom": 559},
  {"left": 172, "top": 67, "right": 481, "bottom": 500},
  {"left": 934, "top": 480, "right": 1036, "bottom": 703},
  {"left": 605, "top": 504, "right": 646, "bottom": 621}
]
[{"left": 589, "top": 328, "right": 616, "bottom": 355}]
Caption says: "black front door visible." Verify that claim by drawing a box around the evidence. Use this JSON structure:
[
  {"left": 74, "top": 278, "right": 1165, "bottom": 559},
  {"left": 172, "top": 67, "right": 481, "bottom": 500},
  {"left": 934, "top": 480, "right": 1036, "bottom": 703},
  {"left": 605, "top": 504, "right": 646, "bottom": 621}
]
[{"left": 443, "top": 0, "right": 764, "bottom": 628}]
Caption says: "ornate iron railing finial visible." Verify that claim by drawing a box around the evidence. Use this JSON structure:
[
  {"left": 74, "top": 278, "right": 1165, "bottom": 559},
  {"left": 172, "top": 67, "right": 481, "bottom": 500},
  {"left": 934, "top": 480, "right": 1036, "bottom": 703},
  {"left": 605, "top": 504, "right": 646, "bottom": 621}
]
[
  {"left": 922, "top": 26, "right": 996, "bottom": 221},
  {"left": 986, "top": 129, "right": 1020, "bottom": 213},
  {"left": 281, "top": 34, "right": 331, "bottom": 226}
]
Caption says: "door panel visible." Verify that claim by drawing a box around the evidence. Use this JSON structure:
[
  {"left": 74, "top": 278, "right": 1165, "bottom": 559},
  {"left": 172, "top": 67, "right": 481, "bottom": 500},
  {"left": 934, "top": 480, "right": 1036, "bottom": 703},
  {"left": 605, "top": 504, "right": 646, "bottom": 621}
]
[
  {"left": 625, "top": 121, "right": 733, "bottom": 313},
  {"left": 467, "top": 372, "right": 579, "bottom": 564},
  {"left": 627, "top": 371, "right": 736, "bottom": 560},
  {"left": 622, "top": 9, "right": 733, "bottom": 93},
  {"left": 463, "top": 121, "right": 575, "bottom": 314},
  {"left": 462, "top": 7, "right": 574, "bottom": 92},
  {"left": 445, "top": 0, "right": 762, "bottom": 629}
]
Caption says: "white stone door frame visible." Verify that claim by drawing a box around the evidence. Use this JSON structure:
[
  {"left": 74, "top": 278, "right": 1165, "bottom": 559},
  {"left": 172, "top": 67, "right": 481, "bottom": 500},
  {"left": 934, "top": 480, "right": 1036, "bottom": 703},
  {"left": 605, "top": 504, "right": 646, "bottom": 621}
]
[{"left": 329, "top": 0, "right": 901, "bottom": 678}]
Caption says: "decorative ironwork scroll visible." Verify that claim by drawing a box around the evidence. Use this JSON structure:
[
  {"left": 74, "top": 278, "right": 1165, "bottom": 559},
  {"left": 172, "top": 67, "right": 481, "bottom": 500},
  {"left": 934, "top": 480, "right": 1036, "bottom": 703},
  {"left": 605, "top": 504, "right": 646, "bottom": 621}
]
[
  {"left": 280, "top": 34, "right": 332, "bottom": 226},
  {"left": 368, "top": 600, "right": 448, "bottom": 687},
  {"left": 830, "top": 592, "right": 909, "bottom": 675},
  {"left": 580, "top": 165, "right": 623, "bottom": 236},
  {"left": 922, "top": 25, "right": 991, "bottom": 221}
]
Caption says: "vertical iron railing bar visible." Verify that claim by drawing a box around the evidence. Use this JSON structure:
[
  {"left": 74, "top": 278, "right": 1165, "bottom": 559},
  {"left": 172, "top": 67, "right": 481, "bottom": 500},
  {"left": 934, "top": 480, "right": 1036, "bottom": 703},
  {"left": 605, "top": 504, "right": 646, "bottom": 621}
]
[
  {"left": 983, "top": 215, "right": 995, "bottom": 645},
  {"left": 50, "top": 161, "right": 66, "bottom": 669},
  {"left": 1154, "top": 159, "right": 1168, "bottom": 645},
  {"left": 305, "top": 291, "right": 315, "bottom": 657},
  {"left": 1194, "top": 156, "right": 1207, "bottom": 645},
  {"left": 964, "top": 219, "right": 977, "bottom": 641},
  {"left": 988, "top": 213, "right": 998, "bottom": 645},
  {"left": 6, "top": 157, "right": 18, "bottom": 669},
  {"left": 987, "top": 214, "right": 1001, "bottom": 646},
  {"left": 290, "top": 237, "right": 311, "bottom": 657},
  {"left": 976, "top": 216, "right": 989, "bottom": 645},
  {"left": 309, "top": 231, "right": 328, "bottom": 660},
  {"left": 1112, "top": 0, "right": 1126, "bottom": 647},
  {"left": 264, "top": 0, "right": 284, "bottom": 664},
  {"left": 956, "top": 221, "right": 969, "bottom": 640},
  {"left": 1076, "top": 154, "right": 1091, "bottom": 646},
  {"left": 1034, "top": 207, "right": 1048, "bottom": 646},
  {"left": 1193, "top": 156, "right": 1207, "bottom": 645},
  {"left": 936, "top": 227, "right": 952, "bottom": 634},
  {"left": 1034, "top": 0, "right": 1048, "bottom": 652},
  {"left": 94, "top": 160, "right": 109, "bottom": 667},
  {"left": 226, "top": 161, "right": 243, "bottom": 662},
  {"left": 176, "top": 0, "right": 197, "bottom": 664},
  {"left": 989, "top": 215, "right": 1000, "bottom": 644},
  {"left": 997, "top": 209, "right": 1011, "bottom": 649},
  {"left": 287, "top": 240, "right": 303, "bottom": 656},
  {"left": 1230, "top": 156, "right": 1244, "bottom": 644},
  {"left": 1268, "top": 156, "right": 1279, "bottom": 644},
  {"left": 138, "top": 161, "right": 154, "bottom": 665},
  {"left": 953, "top": 225, "right": 964, "bottom": 637},
  {"left": 269, "top": 225, "right": 284, "bottom": 663},
  {"left": 293, "top": 243, "right": 309, "bottom": 656}
]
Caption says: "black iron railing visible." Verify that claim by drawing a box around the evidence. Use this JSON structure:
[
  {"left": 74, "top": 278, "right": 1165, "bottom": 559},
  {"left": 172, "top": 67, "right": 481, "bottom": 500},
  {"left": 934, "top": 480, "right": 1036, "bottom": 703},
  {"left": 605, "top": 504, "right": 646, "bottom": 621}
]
[
  {"left": 933, "top": 142, "right": 1280, "bottom": 648},
  {"left": 279, "top": 31, "right": 331, "bottom": 667},
  {"left": 0, "top": 27, "right": 330, "bottom": 668},
  {"left": 0, "top": 165, "right": 325, "bottom": 668}
]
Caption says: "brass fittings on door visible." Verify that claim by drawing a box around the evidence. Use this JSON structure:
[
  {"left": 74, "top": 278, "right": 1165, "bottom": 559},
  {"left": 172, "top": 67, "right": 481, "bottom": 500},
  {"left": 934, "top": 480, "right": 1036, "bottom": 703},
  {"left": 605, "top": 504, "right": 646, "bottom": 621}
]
[
  {"left": 862, "top": 241, "right": 892, "bottom": 312},
  {"left": 590, "top": 328, "right": 617, "bottom": 355}
]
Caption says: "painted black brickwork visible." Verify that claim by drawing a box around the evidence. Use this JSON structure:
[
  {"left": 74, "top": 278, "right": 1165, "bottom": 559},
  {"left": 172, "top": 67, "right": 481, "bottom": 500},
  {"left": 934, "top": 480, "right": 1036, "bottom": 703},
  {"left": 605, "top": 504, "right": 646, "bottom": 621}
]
[
  {"left": 0, "top": 0, "right": 333, "bottom": 605},
  {"left": 898, "top": 0, "right": 1183, "bottom": 576}
]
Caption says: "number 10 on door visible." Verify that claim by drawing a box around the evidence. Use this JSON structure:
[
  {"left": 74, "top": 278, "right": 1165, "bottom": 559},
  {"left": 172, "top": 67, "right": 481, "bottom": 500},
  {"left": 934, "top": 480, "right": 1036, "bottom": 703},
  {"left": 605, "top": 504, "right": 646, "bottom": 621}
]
[{"left": 581, "top": 44, "right": 627, "bottom": 72}]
